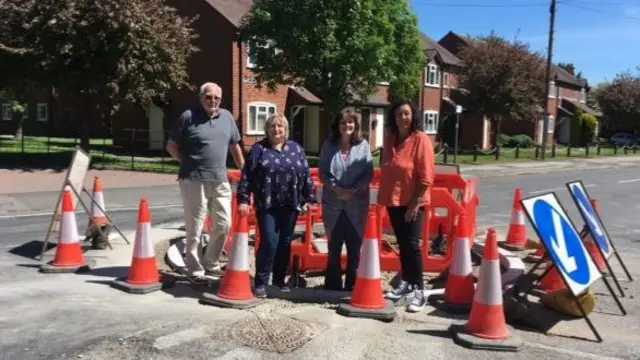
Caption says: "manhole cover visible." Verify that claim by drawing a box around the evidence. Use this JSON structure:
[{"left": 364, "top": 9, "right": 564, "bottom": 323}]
[{"left": 217, "top": 313, "right": 324, "bottom": 353}]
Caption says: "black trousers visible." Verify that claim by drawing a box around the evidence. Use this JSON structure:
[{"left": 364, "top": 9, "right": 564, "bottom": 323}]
[
  {"left": 386, "top": 206, "right": 425, "bottom": 290},
  {"left": 324, "top": 211, "right": 363, "bottom": 291}
]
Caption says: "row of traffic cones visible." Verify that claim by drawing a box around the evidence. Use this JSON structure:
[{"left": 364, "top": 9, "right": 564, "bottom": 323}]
[{"left": 41, "top": 185, "right": 162, "bottom": 294}]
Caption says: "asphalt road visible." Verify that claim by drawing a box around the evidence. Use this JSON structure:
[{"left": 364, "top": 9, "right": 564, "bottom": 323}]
[{"left": 1, "top": 167, "right": 640, "bottom": 359}]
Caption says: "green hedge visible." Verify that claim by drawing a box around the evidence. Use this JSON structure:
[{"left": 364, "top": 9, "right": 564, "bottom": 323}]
[{"left": 498, "top": 133, "right": 535, "bottom": 148}]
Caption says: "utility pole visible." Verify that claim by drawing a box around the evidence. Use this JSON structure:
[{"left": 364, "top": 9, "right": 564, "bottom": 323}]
[{"left": 540, "top": 0, "right": 556, "bottom": 160}]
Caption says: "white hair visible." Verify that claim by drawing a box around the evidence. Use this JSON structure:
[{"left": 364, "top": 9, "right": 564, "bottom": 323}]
[{"left": 199, "top": 82, "right": 222, "bottom": 96}]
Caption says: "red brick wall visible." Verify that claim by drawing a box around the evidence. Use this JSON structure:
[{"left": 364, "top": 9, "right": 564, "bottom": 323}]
[
  {"left": 422, "top": 87, "right": 441, "bottom": 111},
  {"left": 559, "top": 86, "right": 580, "bottom": 100},
  {"left": 459, "top": 113, "right": 485, "bottom": 150}
]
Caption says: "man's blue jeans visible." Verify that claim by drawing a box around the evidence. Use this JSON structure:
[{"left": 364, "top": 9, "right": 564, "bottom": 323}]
[{"left": 254, "top": 207, "right": 298, "bottom": 288}]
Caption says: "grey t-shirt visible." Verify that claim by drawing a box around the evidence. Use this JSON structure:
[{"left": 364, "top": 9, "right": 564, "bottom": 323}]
[{"left": 169, "top": 105, "right": 241, "bottom": 182}]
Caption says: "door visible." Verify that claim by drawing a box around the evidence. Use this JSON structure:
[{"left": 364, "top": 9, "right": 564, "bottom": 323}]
[
  {"left": 360, "top": 108, "right": 371, "bottom": 143},
  {"left": 290, "top": 106, "right": 306, "bottom": 147}
]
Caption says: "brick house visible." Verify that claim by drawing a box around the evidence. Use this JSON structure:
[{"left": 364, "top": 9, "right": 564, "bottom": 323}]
[{"left": 438, "top": 30, "right": 598, "bottom": 149}]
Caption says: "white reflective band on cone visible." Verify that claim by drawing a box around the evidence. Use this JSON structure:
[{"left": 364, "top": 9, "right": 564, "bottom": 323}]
[
  {"left": 92, "top": 192, "right": 106, "bottom": 217},
  {"left": 473, "top": 259, "right": 502, "bottom": 305},
  {"left": 133, "top": 222, "right": 155, "bottom": 258},
  {"left": 59, "top": 212, "right": 79, "bottom": 244},
  {"left": 357, "top": 238, "right": 381, "bottom": 279},
  {"left": 450, "top": 237, "right": 472, "bottom": 276},
  {"left": 227, "top": 233, "right": 249, "bottom": 270},
  {"left": 510, "top": 210, "right": 526, "bottom": 225}
]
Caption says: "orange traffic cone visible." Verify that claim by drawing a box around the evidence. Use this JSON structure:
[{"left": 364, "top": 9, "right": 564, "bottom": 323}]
[
  {"left": 337, "top": 210, "right": 396, "bottom": 321},
  {"left": 451, "top": 228, "right": 523, "bottom": 351},
  {"left": 430, "top": 212, "right": 475, "bottom": 313},
  {"left": 501, "top": 188, "right": 529, "bottom": 251},
  {"left": 41, "top": 187, "right": 90, "bottom": 273},
  {"left": 89, "top": 176, "right": 107, "bottom": 226},
  {"left": 200, "top": 213, "right": 264, "bottom": 309},
  {"left": 112, "top": 199, "right": 162, "bottom": 294},
  {"left": 537, "top": 264, "right": 567, "bottom": 293}
]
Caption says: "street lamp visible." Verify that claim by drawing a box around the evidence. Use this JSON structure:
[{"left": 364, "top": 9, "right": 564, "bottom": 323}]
[{"left": 454, "top": 105, "right": 462, "bottom": 163}]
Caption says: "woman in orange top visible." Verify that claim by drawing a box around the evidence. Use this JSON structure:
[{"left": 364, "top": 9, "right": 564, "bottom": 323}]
[{"left": 377, "top": 100, "right": 435, "bottom": 313}]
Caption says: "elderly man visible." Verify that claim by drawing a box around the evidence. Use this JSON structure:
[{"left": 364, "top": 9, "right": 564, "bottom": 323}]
[{"left": 166, "top": 82, "right": 245, "bottom": 279}]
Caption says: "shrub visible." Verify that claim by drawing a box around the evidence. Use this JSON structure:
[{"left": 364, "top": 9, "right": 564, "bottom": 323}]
[
  {"left": 504, "top": 134, "right": 534, "bottom": 148},
  {"left": 498, "top": 134, "right": 512, "bottom": 146},
  {"left": 580, "top": 113, "right": 597, "bottom": 145}
]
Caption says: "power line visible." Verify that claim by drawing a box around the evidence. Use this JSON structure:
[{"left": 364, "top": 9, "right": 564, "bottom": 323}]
[
  {"left": 412, "top": 2, "right": 550, "bottom": 8},
  {"left": 558, "top": 1, "right": 640, "bottom": 23}
]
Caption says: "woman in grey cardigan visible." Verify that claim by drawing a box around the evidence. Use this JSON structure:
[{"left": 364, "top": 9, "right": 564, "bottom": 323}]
[{"left": 319, "top": 107, "right": 374, "bottom": 291}]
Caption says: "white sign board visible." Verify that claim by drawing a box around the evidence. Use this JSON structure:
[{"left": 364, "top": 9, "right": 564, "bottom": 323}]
[{"left": 521, "top": 192, "right": 602, "bottom": 296}]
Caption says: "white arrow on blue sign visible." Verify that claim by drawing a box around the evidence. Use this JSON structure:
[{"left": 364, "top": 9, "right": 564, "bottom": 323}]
[
  {"left": 522, "top": 193, "right": 602, "bottom": 296},
  {"left": 567, "top": 181, "right": 614, "bottom": 260}
]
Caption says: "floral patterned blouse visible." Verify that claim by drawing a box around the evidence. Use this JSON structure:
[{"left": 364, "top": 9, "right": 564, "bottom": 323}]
[{"left": 237, "top": 139, "right": 316, "bottom": 213}]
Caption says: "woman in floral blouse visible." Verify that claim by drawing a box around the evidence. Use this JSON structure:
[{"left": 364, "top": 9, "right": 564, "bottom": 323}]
[{"left": 237, "top": 114, "right": 316, "bottom": 298}]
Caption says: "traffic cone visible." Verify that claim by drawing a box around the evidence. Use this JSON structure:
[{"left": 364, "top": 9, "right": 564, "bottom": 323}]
[
  {"left": 337, "top": 210, "right": 396, "bottom": 321},
  {"left": 429, "top": 212, "right": 475, "bottom": 313},
  {"left": 451, "top": 228, "right": 523, "bottom": 351},
  {"left": 89, "top": 176, "right": 108, "bottom": 226},
  {"left": 537, "top": 264, "right": 567, "bottom": 294},
  {"left": 501, "top": 188, "right": 529, "bottom": 251},
  {"left": 112, "top": 199, "right": 162, "bottom": 294},
  {"left": 200, "top": 213, "right": 264, "bottom": 309},
  {"left": 41, "top": 187, "right": 90, "bottom": 273}
]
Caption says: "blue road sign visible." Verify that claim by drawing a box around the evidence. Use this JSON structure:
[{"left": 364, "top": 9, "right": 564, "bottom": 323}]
[
  {"left": 567, "top": 181, "right": 614, "bottom": 259},
  {"left": 522, "top": 193, "right": 601, "bottom": 296}
]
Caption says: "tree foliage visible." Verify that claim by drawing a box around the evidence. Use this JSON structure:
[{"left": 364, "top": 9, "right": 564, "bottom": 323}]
[
  {"left": 0, "top": 0, "right": 198, "bottom": 147},
  {"left": 239, "top": 0, "right": 425, "bottom": 119},
  {"left": 594, "top": 68, "right": 640, "bottom": 133},
  {"left": 453, "top": 33, "right": 546, "bottom": 136}
]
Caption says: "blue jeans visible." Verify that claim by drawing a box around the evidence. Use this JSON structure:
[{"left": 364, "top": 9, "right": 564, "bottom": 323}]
[
  {"left": 324, "top": 211, "right": 363, "bottom": 291},
  {"left": 255, "top": 207, "right": 299, "bottom": 288}
]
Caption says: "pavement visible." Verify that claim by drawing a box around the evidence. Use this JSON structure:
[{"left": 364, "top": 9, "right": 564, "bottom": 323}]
[{"left": 1, "top": 159, "right": 640, "bottom": 359}]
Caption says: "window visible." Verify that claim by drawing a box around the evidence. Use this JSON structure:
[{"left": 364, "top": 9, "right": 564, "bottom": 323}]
[
  {"left": 548, "top": 81, "right": 557, "bottom": 98},
  {"left": 37, "top": 103, "right": 48, "bottom": 122},
  {"left": 426, "top": 64, "right": 439, "bottom": 86},
  {"left": 246, "top": 39, "right": 281, "bottom": 69},
  {"left": 424, "top": 110, "right": 439, "bottom": 134},
  {"left": 360, "top": 108, "right": 371, "bottom": 140},
  {"left": 247, "top": 102, "right": 276, "bottom": 134},
  {"left": 547, "top": 116, "right": 555, "bottom": 133},
  {"left": 443, "top": 73, "right": 450, "bottom": 87},
  {"left": 2, "top": 104, "right": 11, "bottom": 121}
]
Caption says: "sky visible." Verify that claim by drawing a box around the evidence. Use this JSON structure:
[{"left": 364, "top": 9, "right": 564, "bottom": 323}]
[{"left": 410, "top": 0, "right": 640, "bottom": 87}]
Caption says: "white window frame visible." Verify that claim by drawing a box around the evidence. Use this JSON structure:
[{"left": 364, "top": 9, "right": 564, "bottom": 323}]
[
  {"left": 36, "top": 103, "right": 48, "bottom": 122},
  {"left": 1, "top": 103, "right": 11, "bottom": 121},
  {"left": 443, "top": 73, "right": 450, "bottom": 88},
  {"left": 247, "top": 102, "right": 277, "bottom": 135},
  {"left": 425, "top": 64, "right": 440, "bottom": 87},
  {"left": 424, "top": 110, "right": 439, "bottom": 134},
  {"left": 548, "top": 81, "right": 557, "bottom": 98}
]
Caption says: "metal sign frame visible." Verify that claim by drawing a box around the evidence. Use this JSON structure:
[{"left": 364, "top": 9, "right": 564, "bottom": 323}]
[
  {"left": 566, "top": 180, "right": 633, "bottom": 296},
  {"left": 514, "top": 191, "right": 626, "bottom": 343}
]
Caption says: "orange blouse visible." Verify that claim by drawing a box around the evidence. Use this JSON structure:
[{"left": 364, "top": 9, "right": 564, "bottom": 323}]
[{"left": 377, "top": 131, "right": 436, "bottom": 207}]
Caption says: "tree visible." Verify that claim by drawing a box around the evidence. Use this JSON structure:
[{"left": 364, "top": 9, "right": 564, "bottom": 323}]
[
  {"left": 453, "top": 33, "right": 546, "bottom": 145},
  {"left": 0, "top": 0, "right": 198, "bottom": 150},
  {"left": 238, "top": 0, "right": 425, "bottom": 122},
  {"left": 594, "top": 68, "right": 640, "bottom": 134}
]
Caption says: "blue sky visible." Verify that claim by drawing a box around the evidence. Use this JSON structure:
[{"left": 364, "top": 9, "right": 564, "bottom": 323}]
[{"left": 410, "top": 0, "right": 640, "bottom": 87}]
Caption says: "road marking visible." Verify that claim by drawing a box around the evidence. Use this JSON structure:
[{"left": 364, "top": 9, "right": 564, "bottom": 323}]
[
  {"left": 529, "top": 184, "right": 595, "bottom": 195},
  {"left": 526, "top": 342, "right": 623, "bottom": 360},
  {"left": 618, "top": 178, "right": 640, "bottom": 184},
  {"left": 0, "top": 204, "right": 183, "bottom": 220}
]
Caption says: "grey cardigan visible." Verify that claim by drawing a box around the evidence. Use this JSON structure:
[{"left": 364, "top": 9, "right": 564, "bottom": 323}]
[{"left": 318, "top": 138, "right": 374, "bottom": 238}]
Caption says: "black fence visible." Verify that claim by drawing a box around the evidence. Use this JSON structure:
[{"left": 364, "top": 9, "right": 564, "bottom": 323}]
[{"left": 2, "top": 129, "right": 640, "bottom": 172}]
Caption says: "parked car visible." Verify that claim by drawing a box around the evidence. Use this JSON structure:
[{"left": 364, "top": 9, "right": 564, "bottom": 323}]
[{"left": 609, "top": 133, "right": 638, "bottom": 146}]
